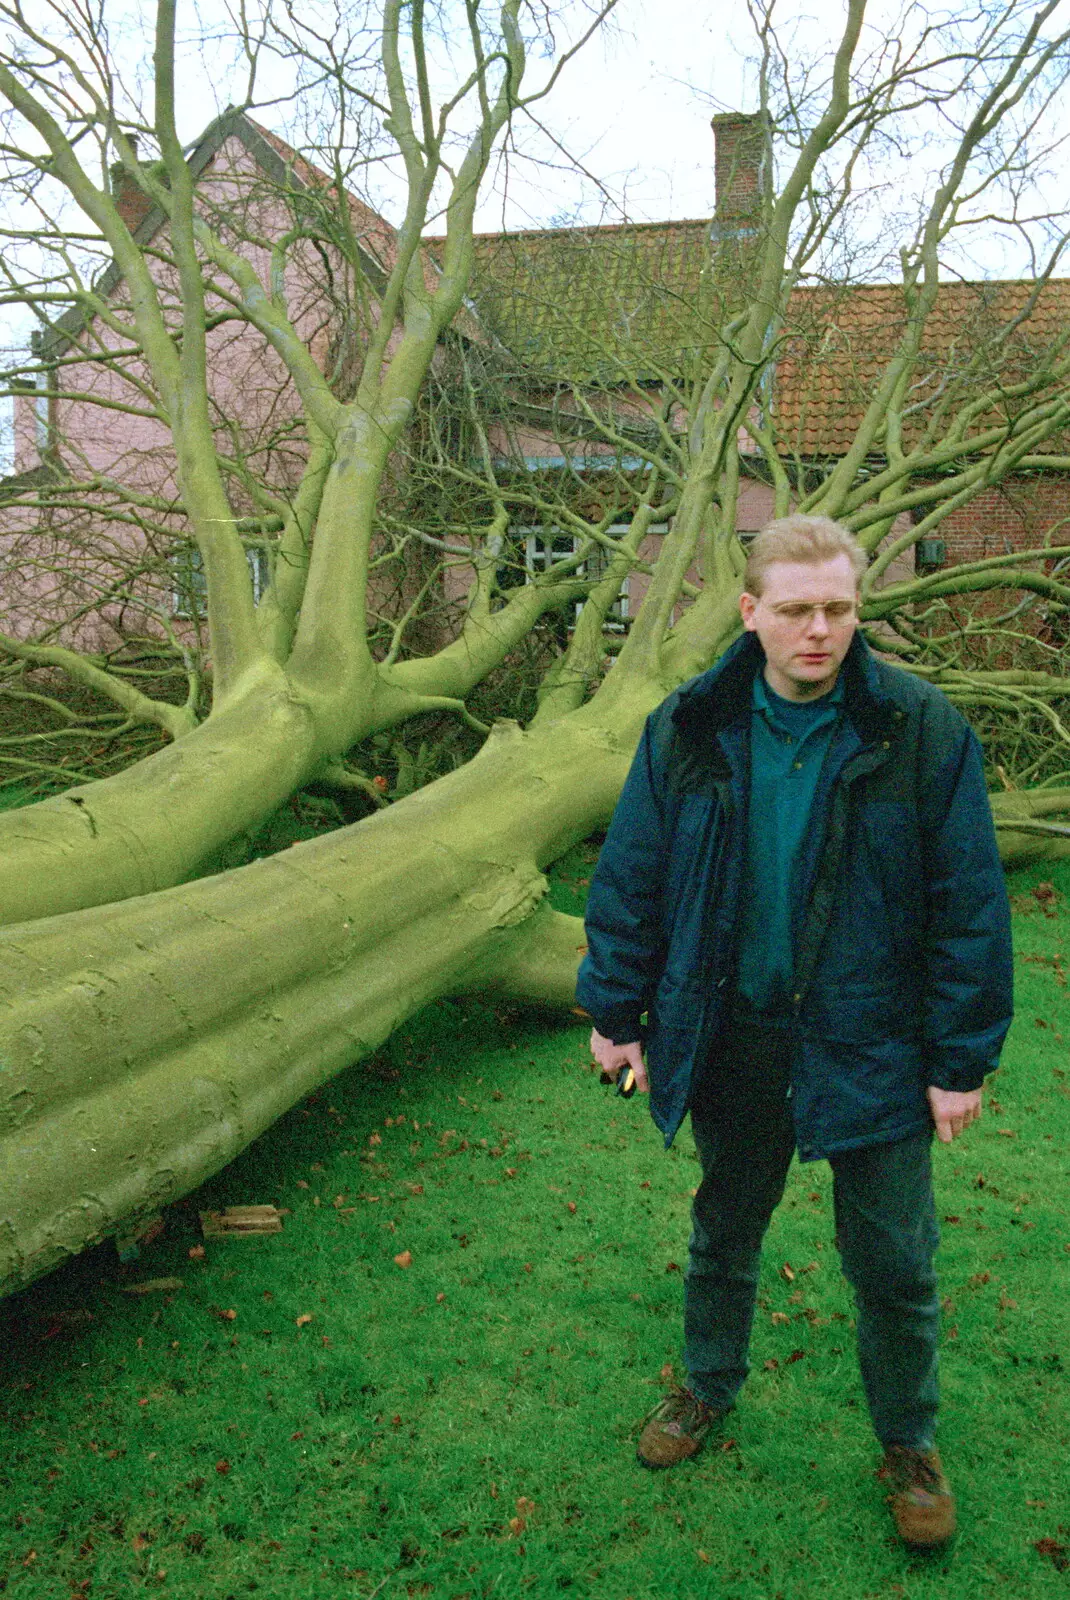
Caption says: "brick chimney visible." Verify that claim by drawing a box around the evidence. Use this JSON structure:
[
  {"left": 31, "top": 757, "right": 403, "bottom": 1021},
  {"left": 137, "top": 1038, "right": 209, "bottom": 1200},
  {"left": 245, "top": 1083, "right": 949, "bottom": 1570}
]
[
  {"left": 711, "top": 111, "right": 771, "bottom": 238},
  {"left": 109, "top": 135, "right": 155, "bottom": 234}
]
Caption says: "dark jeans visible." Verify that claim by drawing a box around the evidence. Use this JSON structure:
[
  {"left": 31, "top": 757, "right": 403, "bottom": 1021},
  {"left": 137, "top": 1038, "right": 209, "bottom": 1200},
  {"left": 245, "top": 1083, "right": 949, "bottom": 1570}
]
[{"left": 684, "top": 1020, "right": 940, "bottom": 1450}]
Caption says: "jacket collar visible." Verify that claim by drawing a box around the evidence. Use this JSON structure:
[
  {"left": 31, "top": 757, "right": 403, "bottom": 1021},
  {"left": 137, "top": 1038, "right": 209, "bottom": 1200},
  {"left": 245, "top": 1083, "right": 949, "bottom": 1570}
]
[{"left": 671, "top": 630, "right": 899, "bottom": 748}]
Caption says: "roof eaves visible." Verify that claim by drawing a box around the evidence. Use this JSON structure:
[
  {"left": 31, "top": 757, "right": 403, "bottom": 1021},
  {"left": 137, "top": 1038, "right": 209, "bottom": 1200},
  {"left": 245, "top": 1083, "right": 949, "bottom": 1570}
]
[
  {"left": 30, "top": 108, "right": 390, "bottom": 366},
  {"left": 0, "top": 456, "right": 69, "bottom": 504}
]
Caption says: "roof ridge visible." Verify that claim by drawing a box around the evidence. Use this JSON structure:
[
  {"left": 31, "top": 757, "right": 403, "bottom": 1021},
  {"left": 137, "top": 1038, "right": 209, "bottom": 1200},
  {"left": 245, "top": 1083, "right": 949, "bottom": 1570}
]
[{"left": 424, "top": 216, "right": 715, "bottom": 244}]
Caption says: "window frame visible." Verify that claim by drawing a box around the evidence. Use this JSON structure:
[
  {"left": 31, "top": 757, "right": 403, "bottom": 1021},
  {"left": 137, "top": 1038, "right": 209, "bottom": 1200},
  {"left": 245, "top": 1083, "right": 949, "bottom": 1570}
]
[
  {"left": 171, "top": 542, "right": 271, "bottom": 620},
  {"left": 516, "top": 522, "right": 666, "bottom": 632}
]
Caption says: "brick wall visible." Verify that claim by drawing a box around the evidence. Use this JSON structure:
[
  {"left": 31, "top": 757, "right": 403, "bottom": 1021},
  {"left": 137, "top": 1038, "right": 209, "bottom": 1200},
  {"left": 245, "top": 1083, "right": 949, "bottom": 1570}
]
[
  {"left": 917, "top": 473, "right": 1070, "bottom": 642},
  {"left": 711, "top": 112, "right": 770, "bottom": 230},
  {"left": 933, "top": 475, "right": 1070, "bottom": 566}
]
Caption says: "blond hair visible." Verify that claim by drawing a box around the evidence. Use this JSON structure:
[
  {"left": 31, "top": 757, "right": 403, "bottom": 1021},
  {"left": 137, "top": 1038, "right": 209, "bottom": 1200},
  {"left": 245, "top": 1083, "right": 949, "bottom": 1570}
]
[{"left": 743, "top": 515, "right": 867, "bottom": 596}]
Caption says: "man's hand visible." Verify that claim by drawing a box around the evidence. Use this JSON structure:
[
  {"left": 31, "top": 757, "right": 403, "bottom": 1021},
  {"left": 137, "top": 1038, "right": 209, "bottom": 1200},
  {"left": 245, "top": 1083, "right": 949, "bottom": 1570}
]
[
  {"left": 927, "top": 1085, "right": 982, "bottom": 1144},
  {"left": 590, "top": 1029, "right": 649, "bottom": 1093}
]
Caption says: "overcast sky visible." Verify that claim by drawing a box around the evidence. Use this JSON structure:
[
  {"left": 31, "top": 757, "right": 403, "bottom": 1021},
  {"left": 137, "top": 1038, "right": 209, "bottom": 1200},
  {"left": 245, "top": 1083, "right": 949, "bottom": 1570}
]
[
  {"left": 162, "top": 0, "right": 1070, "bottom": 257},
  {"left": 457, "top": 1, "right": 764, "bottom": 230},
  {"left": 169, "top": 0, "right": 776, "bottom": 230}
]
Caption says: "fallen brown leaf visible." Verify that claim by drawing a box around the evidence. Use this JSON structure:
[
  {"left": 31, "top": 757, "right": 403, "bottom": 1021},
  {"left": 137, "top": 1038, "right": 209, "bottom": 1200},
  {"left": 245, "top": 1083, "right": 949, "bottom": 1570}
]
[
  {"left": 295, "top": 1313, "right": 313, "bottom": 1327},
  {"left": 394, "top": 1250, "right": 413, "bottom": 1268},
  {"left": 1035, "top": 1539, "right": 1068, "bottom": 1572}
]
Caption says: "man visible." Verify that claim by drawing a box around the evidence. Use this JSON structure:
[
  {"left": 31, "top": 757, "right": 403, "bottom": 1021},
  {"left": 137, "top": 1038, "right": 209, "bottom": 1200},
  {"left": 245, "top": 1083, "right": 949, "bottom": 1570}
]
[{"left": 577, "top": 515, "right": 1012, "bottom": 1551}]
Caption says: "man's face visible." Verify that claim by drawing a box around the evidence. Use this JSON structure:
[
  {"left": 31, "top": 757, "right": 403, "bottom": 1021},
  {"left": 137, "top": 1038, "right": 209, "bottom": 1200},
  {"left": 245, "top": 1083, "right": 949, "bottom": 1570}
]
[{"left": 739, "top": 554, "right": 859, "bottom": 701}]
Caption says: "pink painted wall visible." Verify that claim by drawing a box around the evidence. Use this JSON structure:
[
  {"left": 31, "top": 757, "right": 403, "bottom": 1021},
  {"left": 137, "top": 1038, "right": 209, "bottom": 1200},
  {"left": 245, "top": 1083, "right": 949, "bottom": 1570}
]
[{"left": 1, "top": 132, "right": 399, "bottom": 657}]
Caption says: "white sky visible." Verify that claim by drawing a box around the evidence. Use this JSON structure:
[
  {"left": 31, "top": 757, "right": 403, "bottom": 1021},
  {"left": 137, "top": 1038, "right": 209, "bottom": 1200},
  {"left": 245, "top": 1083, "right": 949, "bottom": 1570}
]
[
  {"left": 463, "top": 1, "right": 761, "bottom": 230},
  {"left": 162, "top": 0, "right": 1070, "bottom": 262},
  {"left": 157, "top": 0, "right": 776, "bottom": 230},
  {"left": 162, "top": 0, "right": 837, "bottom": 229}
]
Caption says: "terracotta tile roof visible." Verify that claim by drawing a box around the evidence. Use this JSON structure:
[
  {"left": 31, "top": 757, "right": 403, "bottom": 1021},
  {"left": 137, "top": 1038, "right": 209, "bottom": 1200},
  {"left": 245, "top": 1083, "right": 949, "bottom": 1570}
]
[
  {"left": 445, "top": 217, "right": 1070, "bottom": 457},
  {"left": 776, "top": 278, "right": 1070, "bottom": 456}
]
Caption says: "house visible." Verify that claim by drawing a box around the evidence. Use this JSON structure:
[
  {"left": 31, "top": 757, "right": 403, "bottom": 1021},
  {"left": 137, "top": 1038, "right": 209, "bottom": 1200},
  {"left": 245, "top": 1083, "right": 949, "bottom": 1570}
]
[{"left": 4, "top": 108, "right": 1069, "bottom": 662}]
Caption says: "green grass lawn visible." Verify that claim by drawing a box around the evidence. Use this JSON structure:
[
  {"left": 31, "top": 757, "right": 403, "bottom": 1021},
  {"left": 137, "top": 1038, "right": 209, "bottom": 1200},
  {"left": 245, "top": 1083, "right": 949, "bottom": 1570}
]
[{"left": 1, "top": 856, "right": 1067, "bottom": 1599}]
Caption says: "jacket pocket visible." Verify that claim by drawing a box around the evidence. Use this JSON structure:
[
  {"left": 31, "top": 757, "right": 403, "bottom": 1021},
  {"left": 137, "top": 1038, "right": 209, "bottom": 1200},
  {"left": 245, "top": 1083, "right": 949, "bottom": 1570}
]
[
  {"left": 796, "top": 1034, "right": 928, "bottom": 1155},
  {"left": 810, "top": 979, "right": 921, "bottom": 1044}
]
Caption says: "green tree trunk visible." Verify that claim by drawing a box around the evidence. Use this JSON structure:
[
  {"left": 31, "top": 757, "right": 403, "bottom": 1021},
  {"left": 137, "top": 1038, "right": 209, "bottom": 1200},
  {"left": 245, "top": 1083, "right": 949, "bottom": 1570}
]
[{"left": 0, "top": 696, "right": 647, "bottom": 1298}]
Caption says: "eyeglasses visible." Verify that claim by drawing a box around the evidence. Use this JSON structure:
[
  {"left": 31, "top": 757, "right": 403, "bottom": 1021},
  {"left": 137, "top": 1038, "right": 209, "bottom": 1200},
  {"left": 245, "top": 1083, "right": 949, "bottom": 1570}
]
[{"left": 769, "top": 601, "right": 856, "bottom": 626}]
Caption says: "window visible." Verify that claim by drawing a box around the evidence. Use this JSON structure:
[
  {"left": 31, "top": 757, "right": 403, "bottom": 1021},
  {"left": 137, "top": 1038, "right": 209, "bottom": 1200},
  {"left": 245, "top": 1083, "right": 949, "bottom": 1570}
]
[
  {"left": 171, "top": 543, "right": 271, "bottom": 619},
  {"left": 518, "top": 525, "right": 639, "bottom": 631}
]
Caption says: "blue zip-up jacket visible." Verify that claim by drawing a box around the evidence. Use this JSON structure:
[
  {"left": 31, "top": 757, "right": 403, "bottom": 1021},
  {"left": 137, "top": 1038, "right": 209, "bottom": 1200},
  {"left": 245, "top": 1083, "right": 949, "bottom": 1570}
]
[{"left": 576, "top": 632, "right": 1014, "bottom": 1159}]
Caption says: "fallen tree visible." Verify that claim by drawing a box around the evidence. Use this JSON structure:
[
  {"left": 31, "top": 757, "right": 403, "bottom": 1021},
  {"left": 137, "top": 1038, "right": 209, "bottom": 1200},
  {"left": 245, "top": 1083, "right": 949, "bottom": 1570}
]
[
  {"left": 3, "top": 0, "right": 1070, "bottom": 925},
  {"left": 5, "top": 0, "right": 1070, "bottom": 1294}
]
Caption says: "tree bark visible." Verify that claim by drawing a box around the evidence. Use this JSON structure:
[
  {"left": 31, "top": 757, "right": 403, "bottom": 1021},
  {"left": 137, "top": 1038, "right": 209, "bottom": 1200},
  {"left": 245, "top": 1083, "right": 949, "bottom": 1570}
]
[
  {"left": 0, "top": 697, "right": 646, "bottom": 1298},
  {"left": 0, "top": 670, "right": 317, "bottom": 923}
]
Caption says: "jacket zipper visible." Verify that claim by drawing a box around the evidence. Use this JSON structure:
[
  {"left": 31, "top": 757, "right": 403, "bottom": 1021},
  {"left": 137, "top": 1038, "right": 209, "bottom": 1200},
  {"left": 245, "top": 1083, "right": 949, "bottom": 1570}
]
[{"left": 790, "top": 737, "right": 897, "bottom": 1018}]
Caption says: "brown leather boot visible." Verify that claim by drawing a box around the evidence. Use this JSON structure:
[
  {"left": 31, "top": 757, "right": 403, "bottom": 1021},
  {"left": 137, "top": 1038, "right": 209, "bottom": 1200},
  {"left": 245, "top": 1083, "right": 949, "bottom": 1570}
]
[
  {"left": 879, "top": 1446, "right": 956, "bottom": 1550},
  {"left": 636, "top": 1386, "right": 725, "bottom": 1469}
]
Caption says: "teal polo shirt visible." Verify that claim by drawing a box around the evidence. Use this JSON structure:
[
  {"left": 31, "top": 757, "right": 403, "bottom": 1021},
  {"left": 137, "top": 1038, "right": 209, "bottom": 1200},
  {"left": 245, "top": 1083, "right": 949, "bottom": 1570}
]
[{"left": 735, "top": 673, "right": 844, "bottom": 1013}]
